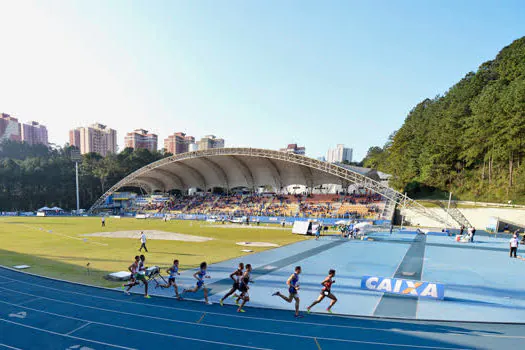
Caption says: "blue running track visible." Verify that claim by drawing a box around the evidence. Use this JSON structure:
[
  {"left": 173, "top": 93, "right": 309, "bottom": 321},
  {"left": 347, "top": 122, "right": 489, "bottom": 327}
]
[{"left": 0, "top": 266, "right": 524, "bottom": 349}]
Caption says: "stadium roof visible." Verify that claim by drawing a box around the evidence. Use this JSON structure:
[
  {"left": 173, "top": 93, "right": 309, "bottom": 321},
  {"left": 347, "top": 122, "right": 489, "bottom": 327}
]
[{"left": 88, "top": 148, "right": 448, "bottom": 225}]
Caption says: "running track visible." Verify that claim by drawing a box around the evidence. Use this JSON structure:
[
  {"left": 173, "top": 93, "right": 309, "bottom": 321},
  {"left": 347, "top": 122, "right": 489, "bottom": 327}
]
[{"left": 0, "top": 266, "right": 523, "bottom": 350}]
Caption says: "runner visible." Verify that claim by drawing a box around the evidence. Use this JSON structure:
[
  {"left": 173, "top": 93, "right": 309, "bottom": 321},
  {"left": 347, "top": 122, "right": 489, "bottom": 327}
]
[
  {"left": 272, "top": 266, "right": 302, "bottom": 318},
  {"left": 235, "top": 263, "right": 254, "bottom": 305},
  {"left": 237, "top": 264, "right": 253, "bottom": 313},
  {"left": 122, "top": 255, "right": 140, "bottom": 295},
  {"left": 219, "top": 262, "right": 244, "bottom": 306},
  {"left": 183, "top": 262, "right": 212, "bottom": 304},
  {"left": 136, "top": 255, "right": 150, "bottom": 298},
  {"left": 159, "top": 259, "right": 181, "bottom": 299},
  {"left": 306, "top": 269, "right": 337, "bottom": 314}
]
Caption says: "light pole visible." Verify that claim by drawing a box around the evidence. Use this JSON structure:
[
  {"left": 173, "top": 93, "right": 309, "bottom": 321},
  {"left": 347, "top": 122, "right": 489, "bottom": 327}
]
[{"left": 71, "top": 149, "right": 82, "bottom": 214}]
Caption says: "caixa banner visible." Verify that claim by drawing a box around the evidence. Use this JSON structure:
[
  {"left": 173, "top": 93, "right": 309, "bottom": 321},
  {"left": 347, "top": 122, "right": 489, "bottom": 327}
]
[{"left": 361, "top": 276, "right": 445, "bottom": 300}]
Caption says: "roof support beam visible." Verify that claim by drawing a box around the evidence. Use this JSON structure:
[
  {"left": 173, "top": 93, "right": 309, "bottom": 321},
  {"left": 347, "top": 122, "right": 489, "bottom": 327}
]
[
  {"left": 229, "top": 156, "right": 255, "bottom": 189},
  {"left": 199, "top": 157, "right": 229, "bottom": 189}
]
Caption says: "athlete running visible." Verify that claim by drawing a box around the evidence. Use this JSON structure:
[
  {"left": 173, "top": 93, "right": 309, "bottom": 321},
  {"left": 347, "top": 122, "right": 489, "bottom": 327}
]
[
  {"left": 122, "top": 255, "right": 139, "bottom": 295},
  {"left": 159, "top": 259, "right": 181, "bottom": 299},
  {"left": 219, "top": 262, "right": 244, "bottom": 306},
  {"left": 183, "top": 261, "right": 212, "bottom": 304},
  {"left": 306, "top": 269, "right": 337, "bottom": 313},
  {"left": 272, "top": 266, "right": 302, "bottom": 318},
  {"left": 237, "top": 264, "right": 253, "bottom": 313}
]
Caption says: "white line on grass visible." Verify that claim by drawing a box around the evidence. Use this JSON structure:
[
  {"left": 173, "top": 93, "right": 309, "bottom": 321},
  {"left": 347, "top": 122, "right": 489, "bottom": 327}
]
[
  {"left": 15, "top": 223, "right": 108, "bottom": 246},
  {"left": 0, "top": 289, "right": 475, "bottom": 349}
]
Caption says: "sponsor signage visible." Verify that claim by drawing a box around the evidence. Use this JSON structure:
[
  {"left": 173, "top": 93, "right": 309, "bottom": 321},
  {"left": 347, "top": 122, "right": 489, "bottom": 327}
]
[{"left": 361, "top": 275, "right": 445, "bottom": 300}]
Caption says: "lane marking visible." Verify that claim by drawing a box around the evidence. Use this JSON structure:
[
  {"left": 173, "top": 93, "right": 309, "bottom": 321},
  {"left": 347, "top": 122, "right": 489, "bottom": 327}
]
[
  {"left": 0, "top": 319, "right": 134, "bottom": 350},
  {"left": 8, "top": 312, "right": 26, "bottom": 319},
  {"left": 0, "top": 276, "right": 520, "bottom": 339},
  {"left": 0, "top": 291, "right": 475, "bottom": 349},
  {"left": 314, "top": 337, "right": 322, "bottom": 350},
  {"left": 197, "top": 313, "right": 206, "bottom": 323},
  {"left": 17, "top": 297, "right": 43, "bottom": 306},
  {"left": 0, "top": 344, "right": 23, "bottom": 350},
  {"left": 1, "top": 300, "right": 270, "bottom": 350},
  {"left": 67, "top": 322, "right": 92, "bottom": 335}
]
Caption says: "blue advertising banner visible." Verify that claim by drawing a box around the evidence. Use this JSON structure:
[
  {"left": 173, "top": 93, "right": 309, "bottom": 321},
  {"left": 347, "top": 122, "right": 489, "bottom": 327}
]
[{"left": 361, "top": 275, "right": 445, "bottom": 300}]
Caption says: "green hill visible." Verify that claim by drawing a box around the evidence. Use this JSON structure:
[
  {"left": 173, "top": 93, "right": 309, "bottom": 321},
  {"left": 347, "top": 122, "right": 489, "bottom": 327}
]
[{"left": 363, "top": 37, "right": 525, "bottom": 203}]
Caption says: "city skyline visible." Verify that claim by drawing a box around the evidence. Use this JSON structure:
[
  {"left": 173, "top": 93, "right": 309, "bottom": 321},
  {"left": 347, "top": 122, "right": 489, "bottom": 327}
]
[{"left": 0, "top": 2, "right": 524, "bottom": 160}]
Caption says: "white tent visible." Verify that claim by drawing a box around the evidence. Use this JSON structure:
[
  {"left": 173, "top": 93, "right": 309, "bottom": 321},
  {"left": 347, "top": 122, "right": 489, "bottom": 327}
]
[
  {"left": 50, "top": 206, "right": 63, "bottom": 211},
  {"left": 37, "top": 206, "right": 51, "bottom": 212}
]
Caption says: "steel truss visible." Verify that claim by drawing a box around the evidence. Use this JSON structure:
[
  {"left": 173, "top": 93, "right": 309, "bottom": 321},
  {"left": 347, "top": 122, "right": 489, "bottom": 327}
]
[{"left": 88, "top": 148, "right": 449, "bottom": 226}]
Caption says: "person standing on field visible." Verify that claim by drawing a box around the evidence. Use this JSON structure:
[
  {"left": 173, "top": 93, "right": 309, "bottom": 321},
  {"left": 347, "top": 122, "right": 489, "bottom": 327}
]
[
  {"left": 101, "top": 216, "right": 105, "bottom": 227},
  {"left": 139, "top": 231, "right": 148, "bottom": 252},
  {"left": 510, "top": 235, "right": 519, "bottom": 258}
]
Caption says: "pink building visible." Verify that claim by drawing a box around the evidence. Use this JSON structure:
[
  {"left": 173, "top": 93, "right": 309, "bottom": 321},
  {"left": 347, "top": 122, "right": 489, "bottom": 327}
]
[
  {"left": 124, "top": 129, "right": 158, "bottom": 152},
  {"left": 21, "top": 121, "right": 48, "bottom": 146},
  {"left": 164, "top": 132, "right": 195, "bottom": 154},
  {"left": 0, "top": 113, "right": 21, "bottom": 142}
]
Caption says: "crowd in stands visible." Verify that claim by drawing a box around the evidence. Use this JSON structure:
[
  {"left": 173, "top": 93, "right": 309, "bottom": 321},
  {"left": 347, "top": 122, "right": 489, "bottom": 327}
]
[{"left": 127, "top": 192, "right": 385, "bottom": 220}]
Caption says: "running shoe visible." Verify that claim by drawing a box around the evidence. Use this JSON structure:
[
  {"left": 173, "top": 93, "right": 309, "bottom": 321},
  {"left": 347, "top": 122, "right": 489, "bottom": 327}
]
[
  {"left": 205, "top": 301, "right": 213, "bottom": 305},
  {"left": 235, "top": 299, "right": 240, "bottom": 306},
  {"left": 294, "top": 314, "right": 304, "bottom": 318},
  {"left": 144, "top": 295, "right": 151, "bottom": 299},
  {"left": 272, "top": 291, "right": 279, "bottom": 296},
  {"left": 326, "top": 308, "right": 333, "bottom": 314},
  {"left": 124, "top": 291, "right": 130, "bottom": 296},
  {"left": 220, "top": 299, "right": 224, "bottom": 307},
  {"left": 237, "top": 309, "right": 245, "bottom": 313},
  {"left": 306, "top": 307, "right": 311, "bottom": 314}
]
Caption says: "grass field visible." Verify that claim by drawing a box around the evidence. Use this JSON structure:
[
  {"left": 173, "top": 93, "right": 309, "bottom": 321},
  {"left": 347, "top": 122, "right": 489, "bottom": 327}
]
[{"left": 0, "top": 217, "right": 306, "bottom": 287}]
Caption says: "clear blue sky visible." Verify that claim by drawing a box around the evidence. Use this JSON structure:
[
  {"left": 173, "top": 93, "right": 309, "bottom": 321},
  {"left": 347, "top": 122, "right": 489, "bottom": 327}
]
[{"left": 0, "top": 0, "right": 524, "bottom": 160}]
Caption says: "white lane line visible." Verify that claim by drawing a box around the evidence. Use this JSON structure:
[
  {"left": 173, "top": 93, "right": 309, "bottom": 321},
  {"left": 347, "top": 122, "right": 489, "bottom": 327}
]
[
  {"left": 0, "top": 272, "right": 511, "bottom": 338},
  {"left": 16, "top": 297, "right": 43, "bottom": 306},
  {"left": 0, "top": 343, "right": 23, "bottom": 350},
  {"left": 3, "top": 269, "right": 525, "bottom": 340},
  {"left": 0, "top": 302, "right": 269, "bottom": 350},
  {"left": 0, "top": 289, "right": 472, "bottom": 349},
  {"left": 0, "top": 319, "right": 134, "bottom": 350},
  {"left": 66, "top": 322, "right": 92, "bottom": 335}
]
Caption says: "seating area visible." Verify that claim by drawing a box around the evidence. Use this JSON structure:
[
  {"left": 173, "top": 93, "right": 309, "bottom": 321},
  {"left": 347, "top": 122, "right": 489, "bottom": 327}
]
[{"left": 128, "top": 192, "right": 386, "bottom": 219}]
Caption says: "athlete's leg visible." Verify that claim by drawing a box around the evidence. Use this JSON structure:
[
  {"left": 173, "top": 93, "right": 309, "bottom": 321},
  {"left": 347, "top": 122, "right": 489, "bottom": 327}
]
[
  {"left": 307, "top": 294, "right": 325, "bottom": 311},
  {"left": 293, "top": 295, "right": 300, "bottom": 316},
  {"left": 327, "top": 293, "right": 337, "bottom": 311},
  {"left": 221, "top": 287, "right": 236, "bottom": 301}
]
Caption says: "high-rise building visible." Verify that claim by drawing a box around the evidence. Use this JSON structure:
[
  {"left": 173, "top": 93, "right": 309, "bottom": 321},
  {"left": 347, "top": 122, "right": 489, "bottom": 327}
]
[
  {"left": 0, "top": 113, "right": 21, "bottom": 142},
  {"left": 21, "top": 121, "right": 48, "bottom": 146},
  {"left": 124, "top": 129, "right": 158, "bottom": 152},
  {"left": 279, "top": 143, "right": 306, "bottom": 155},
  {"left": 197, "top": 135, "right": 225, "bottom": 150},
  {"left": 326, "top": 144, "right": 353, "bottom": 163},
  {"left": 164, "top": 132, "right": 195, "bottom": 154},
  {"left": 69, "top": 123, "right": 117, "bottom": 156}
]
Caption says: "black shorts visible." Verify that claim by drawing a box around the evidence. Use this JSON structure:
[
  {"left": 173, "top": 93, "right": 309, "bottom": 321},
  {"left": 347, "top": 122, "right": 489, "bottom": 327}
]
[
  {"left": 322, "top": 289, "right": 331, "bottom": 296},
  {"left": 239, "top": 284, "right": 248, "bottom": 293},
  {"left": 232, "top": 282, "right": 240, "bottom": 290}
]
